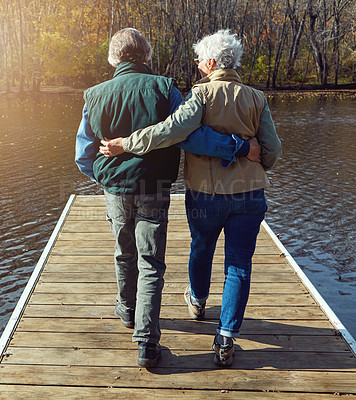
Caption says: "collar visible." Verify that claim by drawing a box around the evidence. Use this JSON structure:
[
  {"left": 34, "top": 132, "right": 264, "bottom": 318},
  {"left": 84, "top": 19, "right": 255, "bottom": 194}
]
[
  {"left": 196, "top": 69, "right": 242, "bottom": 84},
  {"left": 113, "top": 62, "right": 155, "bottom": 78}
]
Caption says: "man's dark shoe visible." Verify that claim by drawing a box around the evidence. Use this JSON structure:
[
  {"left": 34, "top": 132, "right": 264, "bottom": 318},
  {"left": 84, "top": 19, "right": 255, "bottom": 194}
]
[
  {"left": 114, "top": 304, "right": 134, "bottom": 328},
  {"left": 137, "top": 342, "right": 162, "bottom": 368},
  {"left": 184, "top": 285, "right": 206, "bottom": 320},
  {"left": 212, "top": 334, "right": 235, "bottom": 367}
]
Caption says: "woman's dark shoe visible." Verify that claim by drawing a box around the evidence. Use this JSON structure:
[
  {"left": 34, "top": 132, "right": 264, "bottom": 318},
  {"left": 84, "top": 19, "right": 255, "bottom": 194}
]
[{"left": 212, "top": 334, "right": 235, "bottom": 367}]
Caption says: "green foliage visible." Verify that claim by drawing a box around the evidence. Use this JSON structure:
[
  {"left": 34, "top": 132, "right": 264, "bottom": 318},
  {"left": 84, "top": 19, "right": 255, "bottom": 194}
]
[{"left": 250, "top": 55, "right": 271, "bottom": 84}]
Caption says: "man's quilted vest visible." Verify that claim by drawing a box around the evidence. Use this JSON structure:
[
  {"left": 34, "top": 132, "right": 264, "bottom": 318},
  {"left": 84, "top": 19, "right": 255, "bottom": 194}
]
[{"left": 84, "top": 62, "right": 180, "bottom": 194}]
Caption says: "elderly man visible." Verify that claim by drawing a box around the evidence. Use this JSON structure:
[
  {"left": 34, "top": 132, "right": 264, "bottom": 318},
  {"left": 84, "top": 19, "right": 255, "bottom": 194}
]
[
  {"left": 75, "top": 28, "right": 259, "bottom": 368},
  {"left": 99, "top": 30, "right": 282, "bottom": 367}
]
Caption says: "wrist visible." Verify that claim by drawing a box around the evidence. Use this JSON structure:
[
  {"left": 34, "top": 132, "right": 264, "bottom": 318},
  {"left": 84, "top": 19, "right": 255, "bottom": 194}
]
[
  {"left": 121, "top": 137, "right": 129, "bottom": 152},
  {"left": 236, "top": 141, "right": 250, "bottom": 158}
]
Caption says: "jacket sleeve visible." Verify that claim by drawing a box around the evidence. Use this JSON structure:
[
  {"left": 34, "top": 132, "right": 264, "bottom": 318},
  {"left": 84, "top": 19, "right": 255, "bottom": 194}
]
[
  {"left": 169, "top": 88, "right": 246, "bottom": 162},
  {"left": 257, "top": 98, "right": 282, "bottom": 170},
  {"left": 75, "top": 104, "right": 99, "bottom": 182},
  {"left": 123, "top": 88, "right": 250, "bottom": 163},
  {"left": 177, "top": 127, "right": 249, "bottom": 165}
]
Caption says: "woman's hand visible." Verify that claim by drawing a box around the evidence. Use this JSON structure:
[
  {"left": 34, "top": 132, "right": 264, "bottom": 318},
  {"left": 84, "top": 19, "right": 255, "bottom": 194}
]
[{"left": 99, "top": 138, "right": 124, "bottom": 157}]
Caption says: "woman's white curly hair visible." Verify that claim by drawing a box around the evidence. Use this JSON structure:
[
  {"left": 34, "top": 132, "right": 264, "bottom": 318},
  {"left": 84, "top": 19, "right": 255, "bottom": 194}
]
[{"left": 193, "top": 29, "right": 243, "bottom": 70}]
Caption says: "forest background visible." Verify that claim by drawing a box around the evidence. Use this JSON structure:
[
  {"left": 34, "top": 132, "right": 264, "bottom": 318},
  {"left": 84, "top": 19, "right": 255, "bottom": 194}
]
[{"left": 1, "top": 0, "right": 355, "bottom": 93}]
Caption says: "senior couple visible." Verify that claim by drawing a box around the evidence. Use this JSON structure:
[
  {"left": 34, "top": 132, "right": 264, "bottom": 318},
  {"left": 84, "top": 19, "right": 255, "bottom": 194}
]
[{"left": 75, "top": 28, "right": 281, "bottom": 368}]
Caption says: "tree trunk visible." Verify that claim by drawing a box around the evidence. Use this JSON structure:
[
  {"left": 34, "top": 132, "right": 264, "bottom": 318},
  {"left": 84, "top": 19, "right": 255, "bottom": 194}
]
[
  {"left": 17, "top": 0, "right": 24, "bottom": 93},
  {"left": 307, "top": 0, "right": 328, "bottom": 87},
  {"left": 0, "top": 16, "right": 11, "bottom": 93},
  {"left": 299, "top": 47, "right": 311, "bottom": 89},
  {"left": 287, "top": 1, "right": 307, "bottom": 79},
  {"left": 272, "top": 0, "right": 289, "bottom": 88},
  {"left": 248, "top": 1, "right": 268, "bottom": 85},
  {"left": 266, "top": 40, "right": 272, "bottom": 88},
  {"left": 240, "top": 0, "right": 250, "bottom": 39}
]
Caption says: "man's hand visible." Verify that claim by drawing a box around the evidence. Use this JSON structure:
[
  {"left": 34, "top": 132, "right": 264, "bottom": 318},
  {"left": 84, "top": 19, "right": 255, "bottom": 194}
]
[
  {"left": 246, "top": 137, "right": 261, "bottom": 163},
  {"left": 99, "top": 138, "right": 125, "bottom": 157}
]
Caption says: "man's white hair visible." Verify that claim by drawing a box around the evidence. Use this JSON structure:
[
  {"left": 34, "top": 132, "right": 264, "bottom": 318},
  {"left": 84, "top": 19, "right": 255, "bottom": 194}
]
[
  {"left": 193, "top": 29, "right": 243, "bottom": 70},
  {"left": 108, "top": 28, "right": 152, "bottom": 67}
]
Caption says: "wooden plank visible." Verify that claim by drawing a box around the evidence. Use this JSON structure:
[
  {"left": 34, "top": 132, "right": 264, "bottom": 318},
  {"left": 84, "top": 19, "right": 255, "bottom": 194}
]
[
  {"left": 69, "top": 201, "right": 186, "bottom": 208},
  {"left": 3, "top": 346, "right": 356, "bottom": 371},
  {"left": 42, "top": 262, "right": 293, "bottom": 274},
  {"left": 72, "top": 195, "right": 184, "bottom": 204},
  {"left": 60, "top": 220, "right": 272, "bottom": 234},
  {"left": 72, "top": 195, "right": 187, "bottom": 205},
  {"left": 50, "top": 245, "right": 280, "bottom": 255},
  {"left": 0, "top": 365, "right": 355, "bottom": 393},
  {"left": 68, "top": 203, "right": 184, "bottom": 210},
  {"left": 1, "top": 195, "right": 355, "bottom": 399},
  {"left": 53, "top": 225, "right": 264, "bottom": 238},
  {"left": 38, "top": 271, "right": 299, "bottom": 283},
  {"left": 53, "top": 237, "right": 275, "bottom": 247},
  {"left": 9, "top": 332, "right": 350, "bottom": 353},
  {"left": 46, "top": 254, "right": 287, "bottom": 264},
  {"left": 65, "top": 212, "right": 189, "bottom": 221},
  {"left": 28, "top": 292, "right": 316, "bottom": 307},
  {"left": 21, "top": 304, "right": 328, "bottom": 320},
  {"left": 57, "top": 232, "right": 273, "bottom": 241},
  {"left": 33, "top": 281, "right": 308, "bottom": 294},
  {"left": 16, "top": 318, "right": 338, "bottom": 336},
  {"left": 0, "top": 386, "right": 346, "bottom": 400}
]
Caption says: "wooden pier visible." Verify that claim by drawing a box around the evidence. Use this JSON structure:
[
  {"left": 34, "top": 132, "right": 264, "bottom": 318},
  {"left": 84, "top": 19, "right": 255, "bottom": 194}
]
[{"left": 0, "top": 194, "right": 355, "bottom": 399}]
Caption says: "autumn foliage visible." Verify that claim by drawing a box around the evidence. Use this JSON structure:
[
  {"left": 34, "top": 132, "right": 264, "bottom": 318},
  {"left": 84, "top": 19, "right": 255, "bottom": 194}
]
[{"left": 0, "top": 0, "right": 355, "bottom": 92}]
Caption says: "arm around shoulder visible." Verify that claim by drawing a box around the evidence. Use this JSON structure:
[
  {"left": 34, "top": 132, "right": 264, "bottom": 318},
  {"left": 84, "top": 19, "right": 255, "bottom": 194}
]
[{"left": 122, "top": 88, "right": 204, "bottom": 155}]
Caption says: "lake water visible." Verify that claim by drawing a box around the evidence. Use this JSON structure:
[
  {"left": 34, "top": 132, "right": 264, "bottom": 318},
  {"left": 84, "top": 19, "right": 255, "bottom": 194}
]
[{"left": 0, "top": 92, "right": 355, "bottom": 339}]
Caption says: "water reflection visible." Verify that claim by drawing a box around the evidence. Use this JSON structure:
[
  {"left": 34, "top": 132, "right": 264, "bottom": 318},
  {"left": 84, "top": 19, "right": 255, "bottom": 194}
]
[
  {"left": 0, "top": 93, "right": 355, "bottom": 338},
  {"left": 264, "top": 96, "right": 356, "bottom": 336},
  {"left": 266, "top": 96, "right": 355, "bottom": 273}
]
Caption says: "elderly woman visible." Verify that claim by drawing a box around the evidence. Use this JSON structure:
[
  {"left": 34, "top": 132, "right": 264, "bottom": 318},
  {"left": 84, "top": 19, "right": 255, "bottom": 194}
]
[{"left": 101, "top": 30, "right": 281, "bottom": 367}]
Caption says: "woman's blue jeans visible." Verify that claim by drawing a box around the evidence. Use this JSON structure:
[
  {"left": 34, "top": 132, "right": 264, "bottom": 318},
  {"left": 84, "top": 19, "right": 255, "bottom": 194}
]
[{"left": 185, "top": 189, "right": 267, "bottom": 338}]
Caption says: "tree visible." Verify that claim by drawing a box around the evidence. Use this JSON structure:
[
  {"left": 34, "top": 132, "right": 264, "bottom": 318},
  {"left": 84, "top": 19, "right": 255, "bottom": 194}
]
[
  {"left": 286, "top": 0, "right": 308, "bottom": 79},
  {"left": 306, "top": 0, "right": 331, "bottom": 87},
  {"left": 1, "top": 0, "right": 355, "bottom": 91}
]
